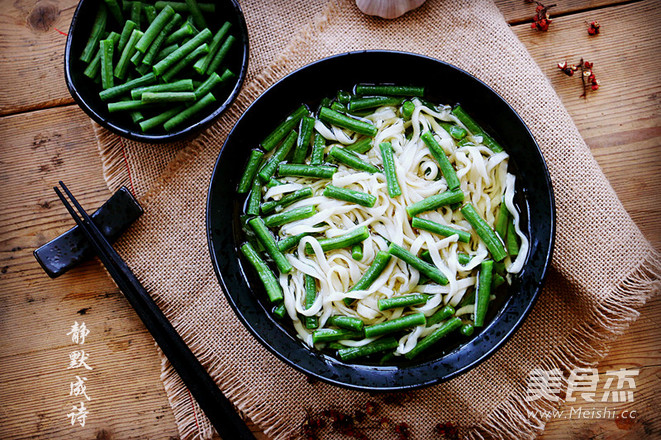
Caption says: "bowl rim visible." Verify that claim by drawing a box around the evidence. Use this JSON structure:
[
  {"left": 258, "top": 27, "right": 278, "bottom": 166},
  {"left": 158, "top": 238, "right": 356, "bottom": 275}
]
[
  {"left": 206, "top": 50, "right": 556, "bottom": 391},
  {"left": 63, "top": 0, "right": 250, "bottom": 143}
]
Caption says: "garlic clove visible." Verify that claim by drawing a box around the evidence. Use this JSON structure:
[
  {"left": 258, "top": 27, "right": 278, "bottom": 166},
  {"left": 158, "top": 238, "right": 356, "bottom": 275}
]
[{"left": 355, "top": 0, "right": 427, "bottom": 19}]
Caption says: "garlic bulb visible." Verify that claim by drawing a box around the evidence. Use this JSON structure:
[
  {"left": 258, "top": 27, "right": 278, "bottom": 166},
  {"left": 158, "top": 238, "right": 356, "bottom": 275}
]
[{"left": 355, "top": 0, "right": 427, "bottom": 19}]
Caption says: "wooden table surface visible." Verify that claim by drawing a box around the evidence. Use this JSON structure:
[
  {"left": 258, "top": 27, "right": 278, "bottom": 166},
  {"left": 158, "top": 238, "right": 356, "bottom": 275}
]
[{"left": 1, "top": 1, "right": 659, "bottom": 439}]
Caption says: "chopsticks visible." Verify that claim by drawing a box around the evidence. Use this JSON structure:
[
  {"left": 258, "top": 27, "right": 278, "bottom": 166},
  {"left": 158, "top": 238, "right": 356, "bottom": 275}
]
[{"left": 54, "top": 181, "right": 256, "bottom": 440}]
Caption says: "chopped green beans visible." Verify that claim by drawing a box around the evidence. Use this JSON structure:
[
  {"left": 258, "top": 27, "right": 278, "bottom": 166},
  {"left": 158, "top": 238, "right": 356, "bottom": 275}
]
[
  {"left": 193, "top": 70, "right": 233, "bottom": 100},
  {"left": 351, "top": 243, "right": 363, "bottom": 261},
  {"left": 161, "top": 41, "right": 210, "bottom": 82},
  {"left": 193, "top": 21, "right": 231, "bottom": 74},
  {"left": 153, "top": 27, "right": 211, "bottom": 76},
  {"left": 165, "top": 22, "right": 195, "bottom": 45},
  {"left": 420, "top": 131, "right": 461, "bottom": 190},
  {"left": 114, "top": 29, "right": 143, "bottom": 80},
  {"left": 460, "top": 203, "right": 507, "bottom": 262},
  {"left": 206, "top": 34, "right": 236, "bottom": 75},
  {"left": 99, "top": 38, "right": 115, "bottom": 90},
  {"left": 426, "top": 305, "right": 455, "bottom": 327},
  {"left": 304, "top": 275, "right": 319, "bottom": 329},
  {"left": 107, "top": 99, "right": 152, "bottom": 113},
  {"left": 474, "top": 260, "right": 493, "bottom": 327},
  {"left": 401, "top": 100, "right": 415, "bottom": 119},
  {"left": 346, "top": 137, "right": 372, "bottom": 154},
  {"left": 507, "top": 218, "right": 520, "bottom": 256},
  {"left": 81, "top": 5, "right": 108, "bottom": 63},
  {"left": 323, "top": 185, "right": 376, "bottom": 208},
  {"left": 312, "top": 328, "right": 363, "bottom": 344},
  {"left": 240, "top": 242, "right": 283, "bottom": 303},
  {"left": 117, "top": 20, "right": 137, "bottom": 53},
  {"left": 378, "top": 294, "right": 429, "bottom": 311},
  {"left": 328, "top": 316, "right": 364, "bottom": 332},
  {"left": 135, "top": 5, "right": 175, "bottom": 53},
  {"left": 305, "top": 226, "right": 369, "bottom": 254},
  {"left": 451, "top": 105, "right": 504, "bottom": 153},
  {"left": 406, "top": 189, "right": 464, "bottom": 217},
  {"left": 338, "top": 337, "right": 398, "bottom": 361},
  {"left": 348, "top": 250, "right": 391, "bottom": 297},
  {"left": 292, "top": 116, "right": 315, "bottom": 164},
  {"left": 355, "top": 84, "right": 424, "bottom": 97},
  {"left": 276, "top": 233, "right": 309, "bottom": 252},
  {"left": 163, "top": 92, "right": 216, "bottom": 131},
  {"left": 348, "top": 96, "right": 402, "bottom": 112},
  {"left": 388, "top": 243, "right": 448, "bottom": 285},
  {"left": 364, "top": 313, "right": 426, "bottom": 338},
  {"left": 319, "top": 107, "right": 377, "bottom": 137},
  {"left": 258, "top": 130, "right": 298, "bottom": 182},
  {"left": 379, "top": 142, "right": 401, "bottom": 197},
  {"left": 262, "top": 105, "right": 308, "bottom": 151},
  {"left": 103, "top": 0, "right": 123, "bottom": 23},
  {"left": 460, "top": 322, "right": 475, "bottom": 336},
  {"left": 130, "top": 1, "right": 142, "bottom": 25},
  {"left": 261, "top": 187, "right": 313, "bottom": 215},
  {"left": 273, "top": 303, "right": 286, "bottom": 318},
  {"left": 131, "top": 79, "right": 194, "bottom": 99},
  {"left": 248, "top": 217, "right": 292, "bottom": 274},
  {"left": 139, "top": 106, "right": 182, "bottom": 132},
  {"left": 310, "top": 133, "right": 326, "bottom": 165},
  {"left": 246, "top": 179, "right": 261, "bottom": 216},
  {"left": 155, "top": 1, "right": 216, "bottom": 13},
  {"left": 457, "top": 253, "right": 473, "bottom": 265},
  {"left": 184, "top": 0, "right": 207, "bottom": 29},
  {"left": 263, "top": 205, "right": 316, "bottom": 228},
  {"left": 329, "top": 146, "right": 379, "bottom": 173},
  {"left": 277, "top": 163, "right": 336, "bottom": 179},
  {"left": 405, "top": 317, "right": 462, "bottom": 359},
  {"left": 143, "top": 5, "right": 157, "bottom": 23},
  {"left": 411, "top": 217, "right": 471, "bottom": 243},
  {"left": 494, "top": 199, "right": 510, "bottom": 244},
  {"left": 493, "top": 273, "right": 506, "bottom": 289},
  {"left": 141, "top": 92, "right": 197, "bottom": 103},
  {"left": 439, "top": 122, "right": 467, "bottom": 140}
]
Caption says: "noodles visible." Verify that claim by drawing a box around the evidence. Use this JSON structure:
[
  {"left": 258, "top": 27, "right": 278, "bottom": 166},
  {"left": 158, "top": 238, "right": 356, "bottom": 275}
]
[{"left": 241, "top": 93, "right": 526, "bottom": 361}]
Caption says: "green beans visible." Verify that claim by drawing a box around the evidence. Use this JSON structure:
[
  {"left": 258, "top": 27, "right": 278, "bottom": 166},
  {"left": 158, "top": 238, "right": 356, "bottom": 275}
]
[
  {"left": 262, "top": 105, "right": 309, "bottom": 151},
  {"left": 100, "top": 38, "right": 115, "bottom": 90},
  {"left": 248, "top": 217, "right": 292, "bottom": 274},
  {"left": 277, "top": 163, "right": 336, "bottom": 179},
  {"left": 130, "top": 1, "right": 142, "bottom": 25},
  {"left": 135, "top": 5, "right": 175, "bottom": 53},
  {"left": 107, "top": 99, "right": 152, "bottom": 113},
  {"left": 165, "top": 22, "right": 195, "bottom": 45},
  {"left": 379, "top": 142, "right": 401, "bottom": 197},
  {"left": 144, "top": 5, "right": 157, "bottom": 23},
  {"left": 337, "top": 337, "right": 398, "bottom": 361},
  {"left": 401, "top": 100, "right": 415, "bottom": 119},
  {"left": 323, "top": 185, "right": 376, "bottom": 208},
  {"left": 276, "top": 233, "right": 309, "bottom": 252},
  {"left": 460, "top": 203, "right": 507, "bottom": 262},
  {"left": 163, "top": 92, "right": 216, "bottom": 131},
  {"left": 364, "top": 313, "right": 426, "bottom": 338},
  {"left": 273, "top": 303, "right": 286, "bottom": 318},
  {"left": 348, "top": 250, "right": 391, "bottom": 296},
  {"left": 184, "top": 0, "right": 206, "bottom": 29},
  {"left": 411, "top": 217, "right": 471, "bottom": 243},
  {"left": 114, "top": 29, "right": 143, "bottom": 80},
  {"left": 155, "top": 1, "right": 216, "bottom": 12},
  {"left": 261, "top": 187, "right": 313, "bottom": 215},
  {"left": 405, "top": 317, "right": 462, "bottom": 359},
  {"left": 139, "top": 106, "right": 182, "bottom": 132},
  {"left": 142, "top": 14, "right": 183, "bottom": 65},
  {"left": 193, "top": 21, "right": 231, "bottom": 74},
  {"left": 457, "top": 253, "right": 473, "bottom": 265},
  {"left": 474, "top": 260, "right": 493, "bottom": 327},
  {"left": 206, "top": 34, "right": 236, "bottom": 75},
  {"left": 348, "top": 96, "right": 402, "bottom": 112},
  {"left": 439, "top": 122, "right": 467, "bottom": 140},
  {"left": 420, "top": 131, "right": 461, "bottom": 190},
  {"left": 310, "top": 133, "right": 326, "bottom": 165},
  {"left": 292, "top": 116, "right": 315, "bottom": 164},
  {"left": 263, "top": 205, "right": 316, "bottom": 227},
  {"left": 312, "top": 328, "right": 363, "bottom": 344},
  {"left": 329, "top": 146, "right": 379, "bottom": 173},
  {"left": 328, "top": 315, "right": 365, "bottom": 332},
  {"left": 319, "top": 107, "right": 378, "bottom": 137},
  {"left": 304, "top": 275, "right": 319, "bottom": 329},
  {"left": 246, "top": 180, "right": 261, "bottom": 216},
  {"left": 81, "top": 5, "right": 108, "bottom": 63},
  {"left": 103, "top": 0, "right": 123, "bottom": 23},
  {"left": 346, "top": 137, "right": 372, "bottom": 154},
  {"left": 141, "top": 92, "right": 197, "bottom": 103},
  {"left": 406, "top": 189, "right": 464, "bottom": 217},
  {"left": 460, "top": 322, "right": 475, "bottom": 336},
  {"left": 351, "top": 243, "right": 363, "bottom": 261},
  {"left": 304, "top": 226, "right": 369, "bottom": 254},
  {"left": 153, "top": 27, "right": 211, "bottom": 76},
  {"left": 451, "top": 105, "right": 504, "bottom": 153},
  {"left": 426, "top": 305, "right": 455, "bottom": 327},
  {"left": 240, "top": 242, "right": 283, "bottom": 303},
  {"left": 388, "top": 243, "right": 448, "bottom": 285},
  {"left": 493, "top": 273, "right": 506, "bottom": 289},
  {"left": 494, "top": 199, "right": 510, "bottom": 244},
  {"left": 117, "top": 20, "right": 137, "bottom": 53},
  {"left": 193, "top": 70, "right": 234, "bottom": 100},
  {"left": 160, "top": 42, "right": 210, "bottom": 82},
  {"left": 355, "top": 84, "right": 424, "bottom": 97},
  {"left": 258, "top": 130, "right": 298, "bottom": 182},
  {"left": 131, "top": 79, "right": 194, "bottom": 99},
  {"left": 507, "top": 219, "right": 520, "bottom": 256},
  {"left": 378, "top": 294, "right": 429, "bottom": 311}
]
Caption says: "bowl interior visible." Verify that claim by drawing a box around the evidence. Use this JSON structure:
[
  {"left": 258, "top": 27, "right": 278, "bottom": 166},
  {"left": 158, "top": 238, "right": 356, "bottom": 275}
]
[
  {"left": 207, "top": 51, "right": 555, "bottom": 391},
  {"left": 64, "top": 0, "right": 249, "bottom": 143}
]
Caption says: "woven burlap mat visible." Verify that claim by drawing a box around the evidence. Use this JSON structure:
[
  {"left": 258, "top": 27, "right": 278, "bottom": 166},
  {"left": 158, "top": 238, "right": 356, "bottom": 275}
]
[{"left": 92, "top": 1, "right": 661, "bottom": 439}]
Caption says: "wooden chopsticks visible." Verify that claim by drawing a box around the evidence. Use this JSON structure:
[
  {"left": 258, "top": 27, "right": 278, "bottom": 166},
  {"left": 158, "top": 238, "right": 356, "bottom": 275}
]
[{"left": 54, "top": 181, "right": 256, "bottom": 440}]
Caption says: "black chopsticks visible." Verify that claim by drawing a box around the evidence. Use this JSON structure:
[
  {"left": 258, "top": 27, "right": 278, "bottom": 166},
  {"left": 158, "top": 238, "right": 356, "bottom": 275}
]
[{"left": 54, "top": 181, "right": 256, "bottom": 440}]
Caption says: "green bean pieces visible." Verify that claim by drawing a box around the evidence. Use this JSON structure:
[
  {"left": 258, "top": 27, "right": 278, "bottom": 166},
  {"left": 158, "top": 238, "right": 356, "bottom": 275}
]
[
  {"left": 240, "top": 242, "right": 283, "bottom": 303},
  {"left": 328, "top": 315, "right": 365, "bottom": 332},
  {"left": 262, "top": 105, "right": 308, "bottom": 151},
  {"left": 345, "top": 250, "right": 391, "bottom": 304},
  {"left": 135, "top": 5, "right": 175, "bottom": 53},
  {"left": 304, "top": 226, "right": 369, "bottom": 254},
  {"left": 258, "top": 130, "right": 298, "bottom": 182},
  {"left": 405, "top": 317, "right": 462, "bottom": 359},
  {"left": 276, "top": 233, "right": 310, "bottom": 253},
  {"left": 193, "top": 21, "right": 231, "bottom": 74},
  {"left": 312, "top": 328, "right": 363, "bottom": 344},
  {"left": 351, "top": 243, "right": 363, "bottom": 261},
  {"left": 310, "top": 133, "right": 326, "bottom": 165},
  {"left": 277, "top": 164, "right": 336, "bottom": 179},
  {"left": 261, "top": 187, "right": 313, "bottom": 215},
  {"left": 474, "top": 260, "right": 493, "bottom": 327},
  {"left": 304, "top": 275, "right": 319, "bottom": 329},
  {"left": 81, "top": 5, "right": 108, "bottom": 63},
  {"left": 329, "top": 146, "right": 379, "bottom": 173},
  {"left": 319, "top": 107, "right": 377, "bottom": 137},
  {"left": 346, "top": 137, "right": 372, "bottom": 154},
  {"left": 379, "top": 142, "right": 401, "bottom": 197},
  {"left": 184, "top": 0, "right": 207, "bottom": 29},
  {"left": 420, "top": 131, "right": 461, "bottom": 190},
  {"left": 323, "top": 185, "right": 376, "bottom": 208},
  {"left": 292, "top": 116, "right": 315, "bottom": 164},
  {"left": 131, "top": 79, "right": 194, "bottom": 99},
  {"left": 411, "top": 217, "right": 471, "bottom": 243},
  {"left": 388, "top": 243, "right": 448, "bottom": 285},
  {"left": 263, "top": 205, "right": 316, "bottom": 227},
  {"left": 337, "top": 337, "right": 398, "bottom": 361},
  {"left": 507, "top": 218, "right": 520, "bottom": 256},
  {"left": 460, "top": 203, "right": 507, "bottom": 262},
  {"left": 451, "top": 105, "right": 504, "bottom": 153},
  {"left": 406, "top": 189, "right": 464, "bottom": 217},
  {"left": 348, "top": 96, "right": 402, "bottom": 112},
  {"left": 100, "top": 38, "right": 115, "bottom": 90},
  {"left": 355, "top": 84, "right": 424, "bottom": 97},
  {"left": 378, "top": 294, "right": 429, "bottom": 311},
  {"left": 426, "top": 305, "right": 455, "bottom": 327},
  {"left": 163, "top": 92, "right": 216, "bottom": 131},
  {"left": 364, "top": 313, "right": 426, "bottom": 338},
  {"left": 494, "top": 198, "right": 510, "bottom": 244},
  {"left": 248, "top": 217, "right": 292, "bottom": 274},
  {"left": 153, "top": 27, "right": 211, "bottom": 76},
  {"left": 141, "top": 92, "right": 197, "bottom": 103}
]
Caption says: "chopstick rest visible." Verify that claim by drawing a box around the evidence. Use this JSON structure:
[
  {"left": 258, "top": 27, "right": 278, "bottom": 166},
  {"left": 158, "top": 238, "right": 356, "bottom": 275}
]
[{"left": 33, "top": 186, "right": 143, "bottom": 278}]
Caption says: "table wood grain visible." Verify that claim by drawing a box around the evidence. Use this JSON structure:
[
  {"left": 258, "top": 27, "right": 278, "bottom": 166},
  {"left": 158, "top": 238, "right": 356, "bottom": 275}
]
[{"left": 0, "top": 1, "right": 658, "bottom": 439}]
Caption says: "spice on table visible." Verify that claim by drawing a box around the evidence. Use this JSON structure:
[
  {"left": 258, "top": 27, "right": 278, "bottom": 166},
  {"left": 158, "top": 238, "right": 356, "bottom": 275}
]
[
  {"left": 529, "top": 1, "right": 556, "bottom": 32},
  {"left": 587, "top": 20, "right": 601, "bottom": 35},
  {"left": 558, "top": 58, "right": 600, "bottom": 98}
]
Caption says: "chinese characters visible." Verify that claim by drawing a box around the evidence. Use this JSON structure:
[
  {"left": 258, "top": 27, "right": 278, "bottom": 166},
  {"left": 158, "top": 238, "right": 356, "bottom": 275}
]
[{"left": 66, "top": 321, "right": 92, "bottom": 428}]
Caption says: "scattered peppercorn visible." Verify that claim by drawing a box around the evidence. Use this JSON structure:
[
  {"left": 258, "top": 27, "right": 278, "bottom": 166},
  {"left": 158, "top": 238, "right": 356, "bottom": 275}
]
[
  {"left": 395, "top": 422, "right": 411, "bottom": 440},
  {"left": 434, "top": 421, "right": 460, "bottom": 439},
  {"left": 530, "top": 2, "right": 556, "bottom": 32},
  {"left": 587, "top": 20, "right": 601, "bottom": 35},
  {"left": 365, "top": 401, "right": 379, "bottom": 415},
  {"left": 557, "top": 58, "right": 600, "bottom": 98}
]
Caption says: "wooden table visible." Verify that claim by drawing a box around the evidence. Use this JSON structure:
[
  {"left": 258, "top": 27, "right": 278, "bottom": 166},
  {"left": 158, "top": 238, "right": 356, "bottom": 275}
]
[{"left": 1, "top": 1, "right": 659, "bottom": 438}]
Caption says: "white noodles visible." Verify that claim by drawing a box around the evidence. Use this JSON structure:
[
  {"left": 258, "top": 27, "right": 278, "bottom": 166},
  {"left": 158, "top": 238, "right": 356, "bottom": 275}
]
[{"left": 256, "top": 99, "right": 526, "bottom": 358}]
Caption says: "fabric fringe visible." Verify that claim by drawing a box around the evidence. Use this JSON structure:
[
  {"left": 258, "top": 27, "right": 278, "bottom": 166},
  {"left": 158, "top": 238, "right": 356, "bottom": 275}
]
[
  {"left": 92, "top": 121, "right": 133, "bottom": 194},
  {"left": 467, "top": 248, "right": 661, "bottom": 440}
]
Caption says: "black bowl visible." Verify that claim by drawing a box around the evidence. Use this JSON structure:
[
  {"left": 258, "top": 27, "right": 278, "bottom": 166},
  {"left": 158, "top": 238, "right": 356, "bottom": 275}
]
[
  {"left": 207, "top": 51, "right": 555, "bottom": 391},
  {"left": 64, "top": 0, "right": 249, "bottom": 143}
]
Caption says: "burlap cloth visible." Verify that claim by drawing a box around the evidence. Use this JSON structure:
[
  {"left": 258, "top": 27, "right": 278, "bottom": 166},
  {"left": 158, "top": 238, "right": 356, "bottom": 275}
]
[{"left": 91, "top": 1, "right": 661, "bottom": 438}]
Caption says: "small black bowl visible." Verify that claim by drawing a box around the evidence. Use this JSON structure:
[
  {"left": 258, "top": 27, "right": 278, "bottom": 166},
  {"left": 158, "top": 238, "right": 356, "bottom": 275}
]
[
  {"left": 207, "top": 51, "right": 555, "bottom": 391},
  {"left": 64, "top": 0, "right": 249, "bottom": 143}
]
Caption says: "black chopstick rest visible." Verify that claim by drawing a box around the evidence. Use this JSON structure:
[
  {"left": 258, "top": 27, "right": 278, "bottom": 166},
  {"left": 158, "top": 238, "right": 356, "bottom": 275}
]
[{"left": 33, "top": 186, "right": 143, "bottom": 278}]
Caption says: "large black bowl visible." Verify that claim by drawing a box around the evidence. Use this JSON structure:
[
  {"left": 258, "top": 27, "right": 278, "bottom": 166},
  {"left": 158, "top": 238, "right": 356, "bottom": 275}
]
[
  {"left": 64, "top": 0, "right": 249, "bottom": 143},
  {"left": 207, "top": 51, "right": 555, "bottom": 391}
]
